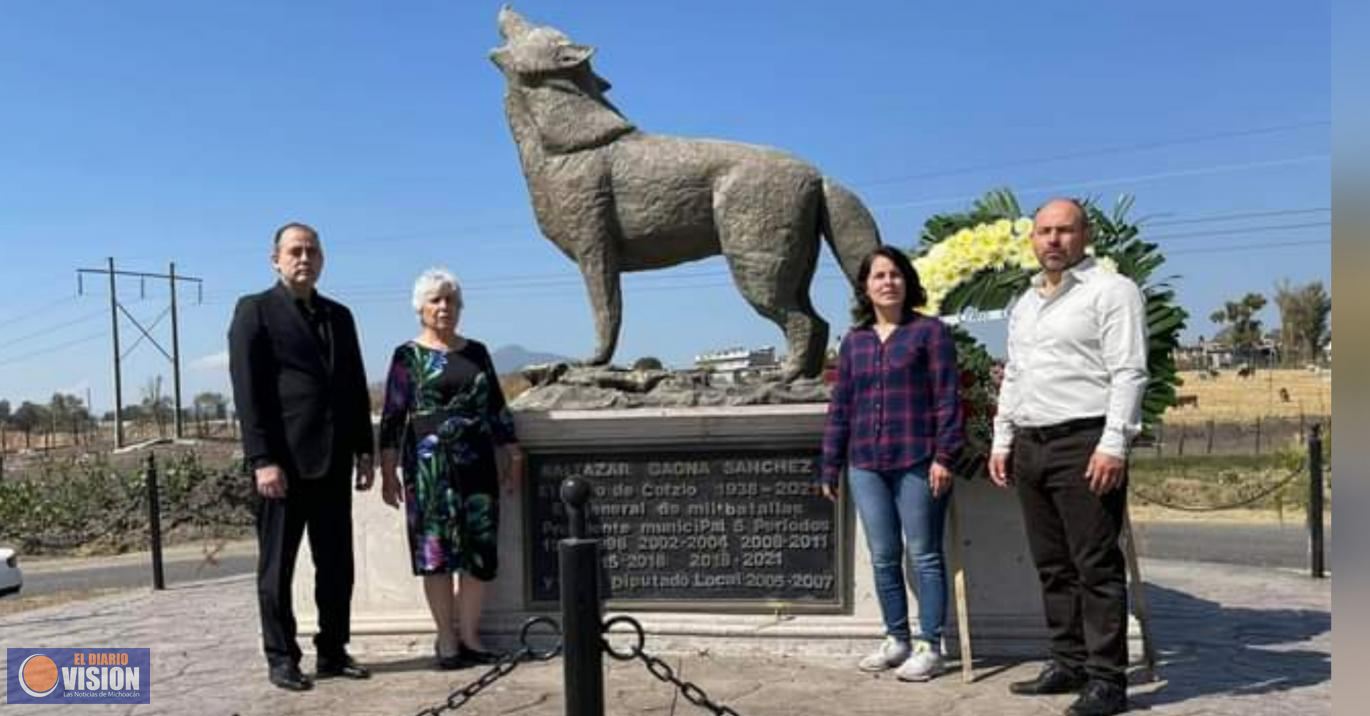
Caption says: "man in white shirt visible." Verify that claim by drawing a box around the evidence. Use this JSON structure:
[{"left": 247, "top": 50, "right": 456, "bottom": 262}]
[{"left": 989, "top": 198, "right": 1148, "bottom": 716}]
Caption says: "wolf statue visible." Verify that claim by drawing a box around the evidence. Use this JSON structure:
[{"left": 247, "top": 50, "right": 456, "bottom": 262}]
[{"left": 491, "top": 7, "right": 882, "bottom": 381}]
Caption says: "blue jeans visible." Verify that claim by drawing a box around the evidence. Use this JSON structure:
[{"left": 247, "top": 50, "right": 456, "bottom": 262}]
[{"left": 848, "top": 463, "right": 949, "bottom": 646}]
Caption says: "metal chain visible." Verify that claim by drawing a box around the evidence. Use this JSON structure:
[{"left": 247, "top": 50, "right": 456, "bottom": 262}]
[
  {"left": 1131, "top": 463, "right": 1307, "bottom": 513},
  {"left": 602, "top": 615, "right": 743, "bottom": 716},
  {"left": 413, "top": 616, "right": 563, "bottom": 715}
]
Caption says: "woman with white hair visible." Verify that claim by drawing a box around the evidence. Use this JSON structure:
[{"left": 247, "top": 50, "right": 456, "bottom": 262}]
[{"left": 378, "top": 267, "right": 524, "bottom": 670}]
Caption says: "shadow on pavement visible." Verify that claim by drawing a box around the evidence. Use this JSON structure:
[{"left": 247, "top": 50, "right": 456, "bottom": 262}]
[
  {"left": 365, "top": 654, "right": 470, "bottom": 675},
  {"left": 1133, "top": 582, "right": 1329, "bottom": 709}
]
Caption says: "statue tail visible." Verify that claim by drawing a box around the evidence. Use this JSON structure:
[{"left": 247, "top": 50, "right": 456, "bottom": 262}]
[{"left": 819, "top": 178, "right": 882, "bottom": 286}]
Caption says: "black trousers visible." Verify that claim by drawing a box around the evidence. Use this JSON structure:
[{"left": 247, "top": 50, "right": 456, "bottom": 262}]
[
  {"left": 1013, "top": 422, "right": 1128, "bottom": 685},
  {"left": 256, "top": 472, "right": 354, "bottom": 668}
]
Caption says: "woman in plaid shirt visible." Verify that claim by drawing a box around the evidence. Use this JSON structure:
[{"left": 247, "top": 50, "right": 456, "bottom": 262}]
[{"left": 821, "top": 246, "right": 965, "bottom": 681}]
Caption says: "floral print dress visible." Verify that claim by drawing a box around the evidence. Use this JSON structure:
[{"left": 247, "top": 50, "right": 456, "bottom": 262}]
[{"left": 379, "top": 339, "right": 517, "bottom": 579}]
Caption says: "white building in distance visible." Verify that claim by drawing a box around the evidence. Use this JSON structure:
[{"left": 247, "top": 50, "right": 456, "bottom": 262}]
[{"left": 694, "top": 346, "right": 779, "bottom": 383}]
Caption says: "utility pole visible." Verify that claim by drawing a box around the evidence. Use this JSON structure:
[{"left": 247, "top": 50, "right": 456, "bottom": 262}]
[
  {"left": 107, "top": 257, "right": 124, "bottom": 447},
  {"left": 78, "top": 259, "right": 203, "bottom": 447},
  {"left": 169, "top": 262, "right": 183, "bottom": 439}
]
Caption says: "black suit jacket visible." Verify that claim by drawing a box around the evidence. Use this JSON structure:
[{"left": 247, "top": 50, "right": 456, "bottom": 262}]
[{"left": 228, "top": 283, "right": 374, "bottom": 480}]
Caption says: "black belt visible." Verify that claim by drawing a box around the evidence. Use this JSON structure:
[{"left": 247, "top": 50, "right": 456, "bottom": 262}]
[{"left": 1018, "top": 416, "right": 1106, "bottom": 443}]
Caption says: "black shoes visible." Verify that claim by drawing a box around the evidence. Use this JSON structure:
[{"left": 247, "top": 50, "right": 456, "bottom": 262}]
[
  {"left": 268, "top": 663, "right": 314, "bottom": 691},
  {"left": 1009, "top": 662, "right": 1088, "bottom": 695},
  {"left": 435, "top": 638, "right": 466, "bottom": 671},
  {"left": 268, "top": 654, "right": 368, "bottom": 690},
  {"left": 316, "top": 653, "right": 371, "bottom": 680},
  {"left": 1064, "top": 680, "right": 1128, "bottom": 716},
  {"left": 459, "top": 644, "right": 503, "bottom": 666},
  {"left": 432, "top": 637, "right": 503, "bottom": 670}
]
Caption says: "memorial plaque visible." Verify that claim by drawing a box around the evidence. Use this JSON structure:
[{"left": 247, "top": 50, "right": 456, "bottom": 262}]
[{"left": 525, "top": 448, "right": 847, "bottom": 612}]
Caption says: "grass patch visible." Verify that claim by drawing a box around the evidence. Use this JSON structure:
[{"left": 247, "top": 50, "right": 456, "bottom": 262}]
[
  {"left": 1129, "top": 451, "right": 1329, "bottom": 516},
  {"left": 0, "top": 448, "right": 254, "bottom": 556}
]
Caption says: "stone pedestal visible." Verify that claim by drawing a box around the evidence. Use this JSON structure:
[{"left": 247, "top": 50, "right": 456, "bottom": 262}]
[{"left": 293, "top": 404, "right": 1060, "bottom": 658}]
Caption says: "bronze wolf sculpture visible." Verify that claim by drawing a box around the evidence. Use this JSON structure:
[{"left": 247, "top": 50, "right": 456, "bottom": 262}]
[{"left": 490, "top": 7, "right": 882, "bottom": 380}]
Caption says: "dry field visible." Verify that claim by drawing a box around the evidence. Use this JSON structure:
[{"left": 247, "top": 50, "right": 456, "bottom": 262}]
[{"left": 1163, "top": 368, "right": 1332, "bottom": 425}]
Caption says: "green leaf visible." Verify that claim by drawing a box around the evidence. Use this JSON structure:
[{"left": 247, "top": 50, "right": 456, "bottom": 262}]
[{"left": 918, "top": 187, "right": 1189, "bottom": 437}]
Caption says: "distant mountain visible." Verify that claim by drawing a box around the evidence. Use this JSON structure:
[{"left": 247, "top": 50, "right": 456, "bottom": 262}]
[{"left": 490, "top": 344, "right": 574, "bottom": 374}]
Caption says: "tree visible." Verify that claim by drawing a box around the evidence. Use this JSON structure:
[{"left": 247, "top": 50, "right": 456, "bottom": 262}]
[
  {"left": 11, "top": 401, "right": 47, "bottom": 450},
  {"left": 1273, "top": 279, "right": 1331, "bottom": 366},
  {"left": 193, "top": 392, "right": 228, "bottom": 420},
  {"left": 1209, "top": 293, "right": 1267, "bottom": 364},
  {"left": 0, "top": 399, "right": 10, "bottom": 461},
  {"left": 192, "top": 391, "right": 228, "bottom": 436},
  {"left": 141, "top": 377, "right": 171, "bottom": 438},
  {"left": 121, "top": 405, "right": 147, "bottom": 423},
  {"left": 48, "top": 393, "right": 90, "bottom": 445}
]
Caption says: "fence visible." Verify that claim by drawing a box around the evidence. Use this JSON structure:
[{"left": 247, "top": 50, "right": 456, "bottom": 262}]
[
  {"left": 412, "top": 476, "right": 744, "bottom": 716},
  {"left": 1131, "top": 425, "right": 1329, "bottom": 578},
  {"left": 1140, "top": 414, "right": 1331, "bottom": 458}
]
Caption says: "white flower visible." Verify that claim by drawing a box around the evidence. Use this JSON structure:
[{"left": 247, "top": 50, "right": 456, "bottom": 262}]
[{"left": 919, "top": 217, "right": 1054, "bottom": 314}]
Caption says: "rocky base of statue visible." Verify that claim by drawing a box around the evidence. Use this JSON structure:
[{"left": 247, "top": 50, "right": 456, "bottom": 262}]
[{"left": 509, "top": 362, "right": 831, "bottom": 411}]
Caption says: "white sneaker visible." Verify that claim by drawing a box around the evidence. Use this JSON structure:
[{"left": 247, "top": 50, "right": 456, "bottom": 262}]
[
  {"left": 858, "top": 636, "right": 911, "bottom": 672},
  {"left": 895, "top": 641, "right": 944, "bottom": 681}
]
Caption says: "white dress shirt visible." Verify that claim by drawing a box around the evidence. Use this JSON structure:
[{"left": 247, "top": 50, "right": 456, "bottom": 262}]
[{"left": 991, "top": 257, "right": 1149, "bottom": 458}]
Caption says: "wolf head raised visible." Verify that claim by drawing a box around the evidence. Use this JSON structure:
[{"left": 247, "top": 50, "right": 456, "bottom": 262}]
[{"left": 491, "top": 6, "right": 633, "bottom": 155}]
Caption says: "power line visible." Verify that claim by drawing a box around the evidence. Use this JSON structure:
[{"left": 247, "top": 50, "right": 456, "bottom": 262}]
[
  {"left": 204, "top": 173, "right": 1333, "bottom": 259},
  {"left": 148, "top": 121, "right": 1332, "bottom": 258},
  {"left": 871, "top": 154, "right": 1329, "bottom": 212},
  {"left": 72, "top": 211, "right": 1338, "bottom": 312},
  {"left": 0, "top": 295, "right": 80, "bottom": 330},
  {"left": 125, "top": 131, "right": 1332, "bottom": 261},
  {"left": 1149, "top": 221, "right": 1330, "bottom": 242},
  {"left": 196, "top": 225, "right": 1330, "bottom": 307},
  {"left": 0, "top": 309, "right": 106, "bottom": 351},
  {"left": 1167, "top": 238, "right": 1329, "bottom": 256},
  {"left": 0, "top": 331, "right": 109, "bottom": 368},
  {"left": 217, "top": 217, "right": 1331, "bottom": 300},
  {"left": 853, "top": 119, "right": 1330, "bottom": 188},
  {"left": 1146, "top": 207, "right": 1329, "bottom": 227}
]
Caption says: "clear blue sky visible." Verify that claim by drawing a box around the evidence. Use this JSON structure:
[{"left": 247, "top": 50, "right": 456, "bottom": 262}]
[{"left": 0, "top": 0, "right": 1329, "bottom": 410}]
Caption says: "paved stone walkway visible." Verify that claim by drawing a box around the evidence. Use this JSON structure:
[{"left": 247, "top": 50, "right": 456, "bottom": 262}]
[{"left": 0, "top": 559, "right": 1329, "bottom": 715}]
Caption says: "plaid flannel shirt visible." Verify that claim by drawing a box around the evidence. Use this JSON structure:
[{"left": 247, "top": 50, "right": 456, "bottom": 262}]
[{"left": 820, "top": 314, "right": 964, "bottom": 486}]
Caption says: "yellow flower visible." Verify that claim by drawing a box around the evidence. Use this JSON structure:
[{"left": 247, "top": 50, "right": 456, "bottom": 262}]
[{"left": 919, "top": 216, "right": 1066, "bottom": 314}]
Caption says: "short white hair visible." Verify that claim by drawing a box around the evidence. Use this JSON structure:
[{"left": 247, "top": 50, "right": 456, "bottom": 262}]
[{"left": 411, "top": 267, "right": 463, "bottom": 314}]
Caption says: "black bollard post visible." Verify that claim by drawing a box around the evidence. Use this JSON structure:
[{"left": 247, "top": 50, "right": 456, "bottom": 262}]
[
  {"left": 559, "top": 476, "right": 603, "bottom": 716},
  {"left": 1307, "top": 425, "right": 1325, "bottom": 579},
  {"left": 146, "top": 453, "right": 166, "bottom": 590}
]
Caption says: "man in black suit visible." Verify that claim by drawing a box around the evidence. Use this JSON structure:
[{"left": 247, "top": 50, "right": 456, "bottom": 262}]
[{"left": 229, "top": 222, "right": 375, "bottom": 691}]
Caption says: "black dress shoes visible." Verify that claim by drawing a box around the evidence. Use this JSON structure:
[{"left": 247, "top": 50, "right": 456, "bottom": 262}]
[
  {"left": 315, "top": 653, "right": 371, "bottom": 679},
  {"left": 268, "top": 663, "right": 314, "bottom": 691},
  {"left": 1065, "top": 680, "right": 1128, "bottom": 716},
  {"left": 459, "top": 644, "right": 503, "bottom": 666},
  {"left": 1009, "top": 662, "right": 1088, "bottom": 695},
  {"left": 435, "top": 638, "right": 466, "bottom": 671}
]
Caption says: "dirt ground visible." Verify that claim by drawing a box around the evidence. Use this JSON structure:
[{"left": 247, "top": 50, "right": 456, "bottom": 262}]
[
  {"left": 0, "top": 427, "right": 242, "bottom": 478},
  {"left": 1164, "top": 368, "right": 1332, "bottom": 425}
]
